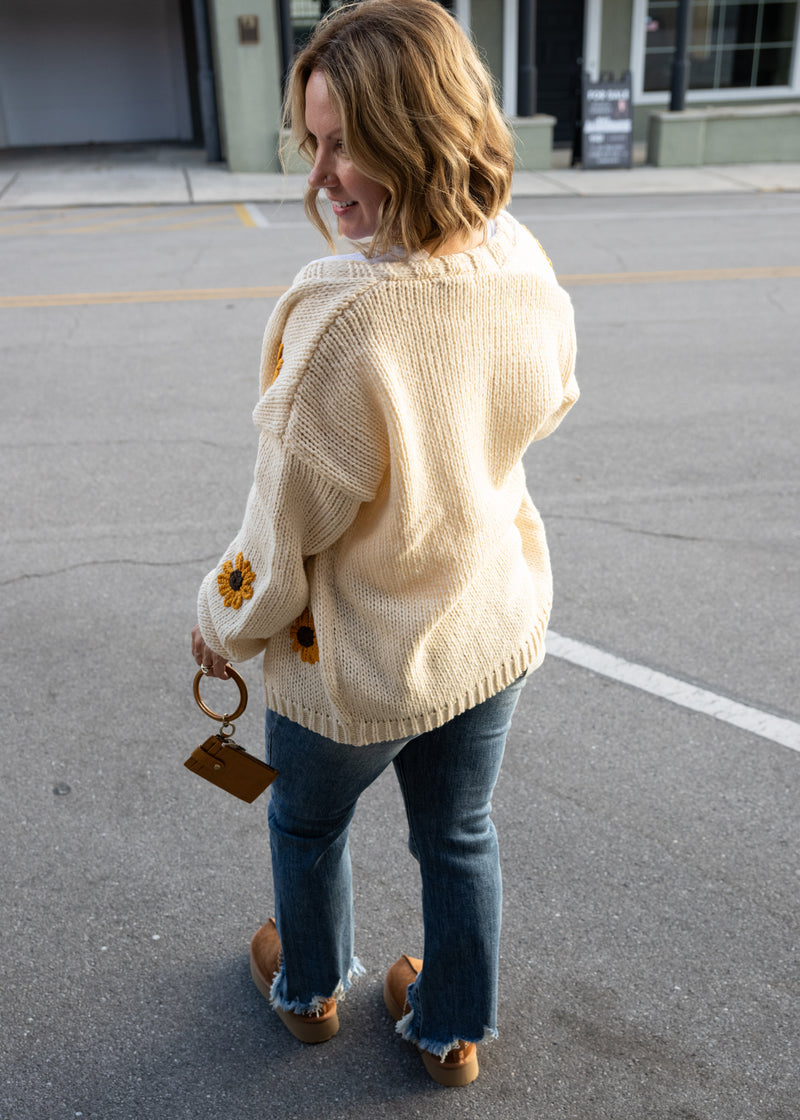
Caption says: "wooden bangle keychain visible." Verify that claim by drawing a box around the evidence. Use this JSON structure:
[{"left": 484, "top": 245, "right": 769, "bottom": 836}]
[{"left": 185, "top": 666, "right": 277, "bottom": 803}]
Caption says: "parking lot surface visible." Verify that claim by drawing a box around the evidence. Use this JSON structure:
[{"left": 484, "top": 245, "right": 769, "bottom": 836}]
[{"left": 1, "top": 177, "right": 798, "bottom": 1119}]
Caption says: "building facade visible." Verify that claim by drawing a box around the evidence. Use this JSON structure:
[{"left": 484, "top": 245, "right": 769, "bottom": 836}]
[{"left": 0, "top": 0, "right": 798, "bottom": 166}]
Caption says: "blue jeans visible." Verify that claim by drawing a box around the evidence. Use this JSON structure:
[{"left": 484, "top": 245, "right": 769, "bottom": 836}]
[{"left": 265, "top": 674, "right": 526, "bottom": 1055}]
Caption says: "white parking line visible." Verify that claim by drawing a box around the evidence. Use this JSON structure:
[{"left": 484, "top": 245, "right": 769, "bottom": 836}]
[
  {"left": 547, "top": 631, "right": 800, "bottom": 753},
  {"left": 243, "top": 202, "right": 271, "bottom": 228}
]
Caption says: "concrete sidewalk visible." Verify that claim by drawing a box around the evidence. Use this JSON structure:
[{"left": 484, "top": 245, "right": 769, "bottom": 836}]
[{"left": 1, "top": 142, "right": 800, "bottom": 207}]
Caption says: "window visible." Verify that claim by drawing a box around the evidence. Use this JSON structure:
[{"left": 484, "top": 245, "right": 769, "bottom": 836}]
[
  {"left": 290, "top": 1, "right": 348, "bottom": 51},
  {"left": 281, "top": 0, "right": 457, "bottom": 86},
  {"left": 643, "top": 0, "right": 798, "bottom": 91}
]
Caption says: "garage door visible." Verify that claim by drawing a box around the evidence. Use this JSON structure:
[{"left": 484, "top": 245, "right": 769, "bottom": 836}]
[{"left": 0, "top": 0, "right": 193, "bottom": 147}]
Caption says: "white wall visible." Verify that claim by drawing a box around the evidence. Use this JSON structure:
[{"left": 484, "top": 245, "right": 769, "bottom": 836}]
[{"left": 0, "top": 0, "right": 193, "bottom": 147}]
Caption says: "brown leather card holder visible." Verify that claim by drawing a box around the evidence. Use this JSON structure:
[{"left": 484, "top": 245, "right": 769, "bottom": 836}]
[
  {"left": 186, "top": 666, "right": 277, "bottom": 803},
  {"left": 185, "top": 735, "right": 278, "bottom": 803}
]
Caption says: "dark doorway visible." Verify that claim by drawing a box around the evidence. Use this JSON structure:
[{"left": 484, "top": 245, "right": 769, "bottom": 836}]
[{"left": 536, "top": 0, "right": 585, "bottom": 144}]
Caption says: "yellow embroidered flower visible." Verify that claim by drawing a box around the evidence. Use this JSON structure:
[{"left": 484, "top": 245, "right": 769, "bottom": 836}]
[
  {"left": 290, "top": 608, "right": 319, "bottom": 664},
  {"left": 216, "top": 551, "right": 255, "bottom": 609},
  {"left": 271, "top": 341, "right": 284, "bottom": 385}
]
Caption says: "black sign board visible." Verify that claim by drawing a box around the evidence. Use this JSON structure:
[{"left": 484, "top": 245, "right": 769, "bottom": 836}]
[{"left": 581, "top": 71, "right": 633, "bottom": 169}]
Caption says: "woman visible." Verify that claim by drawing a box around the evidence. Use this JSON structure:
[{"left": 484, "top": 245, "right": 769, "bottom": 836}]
[{"left": 192, "top": 0, "right": 578, "bottom": 1087}]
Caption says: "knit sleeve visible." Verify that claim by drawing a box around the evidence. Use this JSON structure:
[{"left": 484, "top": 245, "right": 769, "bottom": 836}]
[
  {"left": 530, "top": 286, "right": 579, "bottom": 443},
  {"left": 196, "top": 430, "right": 361, "bottom": 663}
]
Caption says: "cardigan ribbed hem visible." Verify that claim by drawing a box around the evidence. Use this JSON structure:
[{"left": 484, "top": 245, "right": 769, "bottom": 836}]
[
  {"left": 261, "top": 622, "right": 548, "bottom": 747},
  {"left": 198, "top": 211, "right": 578, "bottom": 746}
]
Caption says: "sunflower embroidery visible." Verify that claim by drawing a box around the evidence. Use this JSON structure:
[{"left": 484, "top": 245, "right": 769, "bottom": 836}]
[
  {"left": 216, "top": 551, "right": 255, "bottom": 609},
  {"left": 290, "top": 608, "right": 319, "bottom": 664},
  {"left": 271, "top": 341, "right": 284, "bottom": 385}
]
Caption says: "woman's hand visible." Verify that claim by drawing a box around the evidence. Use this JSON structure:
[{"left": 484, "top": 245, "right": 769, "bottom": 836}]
[{"left": 191, "top": 624, "right": 231, "bottom": 679}]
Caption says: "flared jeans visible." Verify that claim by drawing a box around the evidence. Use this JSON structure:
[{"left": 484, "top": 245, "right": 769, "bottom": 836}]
[{"left": 265, "top": 674, "right": 526, "bottom": 1054}]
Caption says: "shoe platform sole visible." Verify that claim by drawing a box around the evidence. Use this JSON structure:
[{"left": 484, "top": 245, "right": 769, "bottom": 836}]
[
  {"left": 383, "top": 976, "right": 478, "bottom": 1086},
  {"left": 249, "top": 947, "right": 339, "bottom": 1044},
  {"left": 382, "top": 975, "right": 406, "bottom": 1021}
]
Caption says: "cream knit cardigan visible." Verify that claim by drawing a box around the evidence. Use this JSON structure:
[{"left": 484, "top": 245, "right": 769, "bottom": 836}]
[{"left": 197, "top": 211, "right": 578, "bottom": 745}]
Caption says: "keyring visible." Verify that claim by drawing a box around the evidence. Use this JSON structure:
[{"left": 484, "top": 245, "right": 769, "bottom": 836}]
[{"left": 193, "top": 665, "right": 248, "bottom": 723}]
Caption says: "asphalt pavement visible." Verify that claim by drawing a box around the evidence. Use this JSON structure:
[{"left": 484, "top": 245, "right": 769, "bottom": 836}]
[{"left": 1, "top": 146, "right": 799, "bottom": 1120}]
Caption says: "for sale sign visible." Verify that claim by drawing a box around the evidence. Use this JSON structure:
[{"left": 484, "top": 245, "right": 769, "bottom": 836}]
[{"left": 582, "top": 72, "right": 633, "bottom": 169}]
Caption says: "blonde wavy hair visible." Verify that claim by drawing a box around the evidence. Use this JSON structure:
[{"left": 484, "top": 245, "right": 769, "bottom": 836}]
[{"left": 283, "top": 0, "right": 514, "bottom": 257}]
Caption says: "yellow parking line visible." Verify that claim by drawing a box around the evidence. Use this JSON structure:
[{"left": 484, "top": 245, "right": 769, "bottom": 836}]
[
  {"left": 234, "top": 203, "right": 257, "bottom": 228},
  {"left": 131, "top": 213, "right": 239, "bottom": 233},
  {"left": 2, "top": 264, "right": 798, "bottom": 309},
  {"left": 560, "top": 265, "right": 800, "bottom": 285},
  {"left": 0, "top": 286, "right": 288, "bottom": 308},
  {"left": 0, "top": 206, "right": 227, "bottom": 236},
  {"left": 0, "top": 206, "right": 131, "bottom": 231},
  {"left": 52, "top": 208, "right": 226, "bottom": 236}
]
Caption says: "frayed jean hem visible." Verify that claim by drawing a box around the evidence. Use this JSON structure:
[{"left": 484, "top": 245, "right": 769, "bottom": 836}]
[
  {"left": 395, "top": 1007, "right": 498, "bottom": 1059},
  {"left": 269, "top": 957, "right": 365, "bottom": 1016}
]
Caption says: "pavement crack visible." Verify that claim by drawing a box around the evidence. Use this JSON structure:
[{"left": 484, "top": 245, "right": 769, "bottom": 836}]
[
  {"left": 0, "top": 555, "right": 219, "bottom": 587},
  {"left": 546, "top": 513, "right": 707, "bottom": 543},
  {"left": 766, "top": 288, "right": 793, "bottom": 314},
  {"left": 3, "top": 436, "right": 252, "bottom": 451},
  {"left": 0, "top": 171, "right": 19, "bottom": 201}
]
